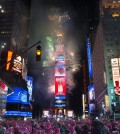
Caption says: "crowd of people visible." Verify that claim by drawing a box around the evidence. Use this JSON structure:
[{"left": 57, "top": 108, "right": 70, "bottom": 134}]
[{"left": 0, "top": 116, "right": 120, "bottom": 134}]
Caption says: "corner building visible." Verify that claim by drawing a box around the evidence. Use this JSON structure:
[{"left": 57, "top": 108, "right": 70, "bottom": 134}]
[{"left": 93, "top": 0, "right": 120, "bottom": 114}]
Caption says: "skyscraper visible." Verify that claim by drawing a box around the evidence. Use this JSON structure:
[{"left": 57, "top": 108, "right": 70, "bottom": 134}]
[
  {"left": 93, "top": 0, "right": 120, "bottom": 114},
  {"left": 0, "top": 0, "right": 30, "bottom": 89}
]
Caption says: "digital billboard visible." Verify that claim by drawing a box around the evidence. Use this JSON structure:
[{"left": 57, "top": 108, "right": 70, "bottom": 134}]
[
  {"left": 88, "top": 85, "right": 95, "bottom": 102},
  {"left": 26, "top": 76, "right": 33, "bottom": 101},
  {"left": 6, "top": 51, "right": 23, "bottom": 73},
  {"left": 89, "top": 103, "right": 95, "bottom": 113},
  {"left": 87, "top": 42, "right": 93, "bottom": 79},
  {"left": 111, "top": 58, "right": 120, "bottom": 95},
  {"left": 7, "top": 87, "right": 27, "bottom": 103},
  {"left": 0, "top": 80, "right": 8, "bottom": 116},
  {"left": 5, "top": 111, "right": 32, "bottom": 117},
  {"left": 55, "top": 44, "right": 64, "bottom": 54},
  {"left": 55, "top": 67, "right": 66, "bottom": 76},
  {"left": 55, "top": 61, "right": 65, "bottom": 68},
  {"left": 43, "top": 110, "right": 49, "bottom": 117},
  {"left": 55, "top": 77, "right": 66, "bottom": 96},
  {"left": 67, "top": 110, "right": 74, "bottom": 117}
]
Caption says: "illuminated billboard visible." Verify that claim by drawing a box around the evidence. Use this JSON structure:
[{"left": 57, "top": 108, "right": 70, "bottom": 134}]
[
  {"left": 89, "top": 103, "right": 95, "bottom": 113},
  {"left": 55, "top": 55, "right": 65, "bottom": 61},
  {"left": 55, "top": 61, "right": 65, "bottom": 68},
  {"left": 105, "top": 95, "right": 110, "bottom": 113},
  {"left": 67, "top": 110, "right": 74, "bottom": 117},
  {"left": 43, "top": 110, "right": 49, "bottom": 117},
  {"left": 88, "top": 85, "right": 95, "bottom": 102},
  {"left": 111, "top": 58, "right": 120, "bottom": 95},
  {"left": 55, "top": 44, "right": 64, "bottom": 54},
  {"left": 6, "top": 51, "right": 23, "bottom": 73},
  {"left": 55, "top": 77, "right": 66, "bottom": 96},
  {"left": 5, "top": 111, "right": 32, "bottom": 117},
  {"left": 26, "top": 76, "right": 33, "bottom": 102},
  {"left": 87, "top": 42, "right": 93, "bottom": 79},
  {"left": 55, "top": 67, "right": 66, "bottom": 76},
  {"left": 7, "top": 87, "right": 27, "bottom": 103},
  {"left": 0, "top": 80, "right": 8, "bottom": 116}
]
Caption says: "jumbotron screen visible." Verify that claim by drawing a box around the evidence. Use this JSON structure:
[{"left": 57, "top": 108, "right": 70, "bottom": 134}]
[{"left": 55, "top": 77, "right": 66, "bottom": 96}]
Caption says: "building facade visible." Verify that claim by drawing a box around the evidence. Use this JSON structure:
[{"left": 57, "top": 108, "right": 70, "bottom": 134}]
[{"left": 93, "top": 0, "right": 120, "bottom": 114}]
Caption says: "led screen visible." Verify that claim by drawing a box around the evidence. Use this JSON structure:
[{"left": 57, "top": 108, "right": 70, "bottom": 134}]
[
  {"left": 55, "top": 77, "right": 66, "bottom": 96},
  {"left": 67, "top": 110, "right": 73, "bottom": 117},
  {"left": 5, "top": 111, "right": 32, "bottom": 116},
  {"left": 43, "top": 110, "right": 49, "bottom": 117},
  {"left": 87, "top": 43, "right": 93, "bottom": 79},
  {"left": 89, "top": 103, "right": 95, "bottom": 113},
  {"left": 7, "top": 87, "right": 27, "bottom": 103},
  {"left": 0, "top": 80, "right": 8, "bottom": 116},
  {"left": 6, "top": 51, "right": 23, "bottom": 73},
  {"left": 88, "top": 85, "right": 95, "bottom": 101},
  {"left": 26, "top": 76, "right": 33, "bottom": 101},
  {"left": 55, "top": 67, "right": 66, "bottom": 76}
]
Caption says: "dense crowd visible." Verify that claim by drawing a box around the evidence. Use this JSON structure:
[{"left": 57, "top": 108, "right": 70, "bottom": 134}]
[{"left": 0, "top": 116, "right": 120, "bottom": 134}]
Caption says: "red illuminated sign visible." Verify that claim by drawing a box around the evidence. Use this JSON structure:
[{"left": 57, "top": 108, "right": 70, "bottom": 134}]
[
  {"left": 114, "top": 81, "right": 120, "bottom": 96},
  {"left": 55, "top": 77, "right": 66, "bottom": 96}
]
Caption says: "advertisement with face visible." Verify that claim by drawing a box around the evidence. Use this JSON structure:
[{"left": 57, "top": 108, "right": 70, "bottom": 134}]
[{"left": 55, "top": 77, "right": 66, "bottom": 96}]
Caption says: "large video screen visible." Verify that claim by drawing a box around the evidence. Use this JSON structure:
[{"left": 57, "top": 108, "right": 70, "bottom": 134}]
[
  {"left": 55, "top": 77, "right": 66, "bottom": 96},
  {"left": 7, "top": 87, "right": 27, "bottom": 103},
  {"left": 26, "top": 76, "right": 33, "bottom": 102}
]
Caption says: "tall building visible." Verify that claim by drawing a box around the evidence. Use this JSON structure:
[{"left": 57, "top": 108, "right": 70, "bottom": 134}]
[
  {"left": 92, "top": 0, "right": 120, "bottom": 114},
  {"left": 0, "top": 0, "right": 30, "bottom": 88}
]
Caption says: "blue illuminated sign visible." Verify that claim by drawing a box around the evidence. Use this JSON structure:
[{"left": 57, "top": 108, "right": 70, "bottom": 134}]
[
  {"left": 5, "top": 111, "right": 32, "bottom": 117},
  {"left": 7, "top": 87, "right": 27, "bottom": 103},
  {"left": 87, "top": 42, "right": 93, "bottom": 79},
  {"left": 55, "top": 96, "right": 66, "bottom": 100}
]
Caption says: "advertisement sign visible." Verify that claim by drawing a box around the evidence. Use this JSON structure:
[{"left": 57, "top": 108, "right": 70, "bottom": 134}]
[
  {"left": 0, "top": 80, "right": 8, "bottom": 116},
  {"left": 67, "top": 110, "right": 73, "bottom": 117},
  {"left": 111, "top": 58, "right": 118, "bottom": 67},
  {"left": 105, "top": 95, "right": 110, "bottom": 112},
  {"left": 55, "top": 55, "right": 65, "bottom": 61},
  {"left": 88, "top": 85, "right": 95, "bottom": 102},
  {"left": 89, "top": 103, "right": 95, "bottom": 113},
  {"left": 12, "top": 55, "right": 22, "bottom": 73},
  {"left": 87, "top": 43, "right": 93, "bottom": 79},
  {"left": 55, "top": 67, "right": 66, "bottom": 76},
  {"left": 26, "top": 76, "right": 33, "bottom": 101},
  {"left": 111, "top": 58, "right": 120, "bottom": 95},
  {"left": 55, "top": 61, "right": 65, "bottom": 68},
  {"left": 5, "top": 111, "right": 32, "bottom": 116},
  {"left": 55, "top": 44, "right": 64, "bottom": 53},
  {"left": 7, "top": 87, "right": 27, "bottom": 103},
  {"left": 43, "top": 110, "right": 49, "bottom": 117},
  {"left": 6, "top": 51, "right": 13, "bottom": 70},
  {"left": 55, "top": 77, "right": 66, "bottom": 96}
]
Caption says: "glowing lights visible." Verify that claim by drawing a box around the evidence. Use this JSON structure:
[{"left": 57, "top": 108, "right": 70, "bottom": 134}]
[
  {"left": 57, "top": 33, "right": 63, "bottom": 37},
  {"left": 112, "top": 13, "right": 119, "bottom": 17}
]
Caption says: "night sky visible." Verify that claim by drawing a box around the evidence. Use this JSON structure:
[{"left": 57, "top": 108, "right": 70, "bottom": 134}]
[{"left": 27, "top": 0, "right": 100, "bottom": 116}]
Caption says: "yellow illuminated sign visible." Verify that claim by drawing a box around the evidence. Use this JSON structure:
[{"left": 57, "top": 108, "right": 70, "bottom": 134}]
[{"left": 6, "top": 51, "right": 13, "bottom": 70}]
